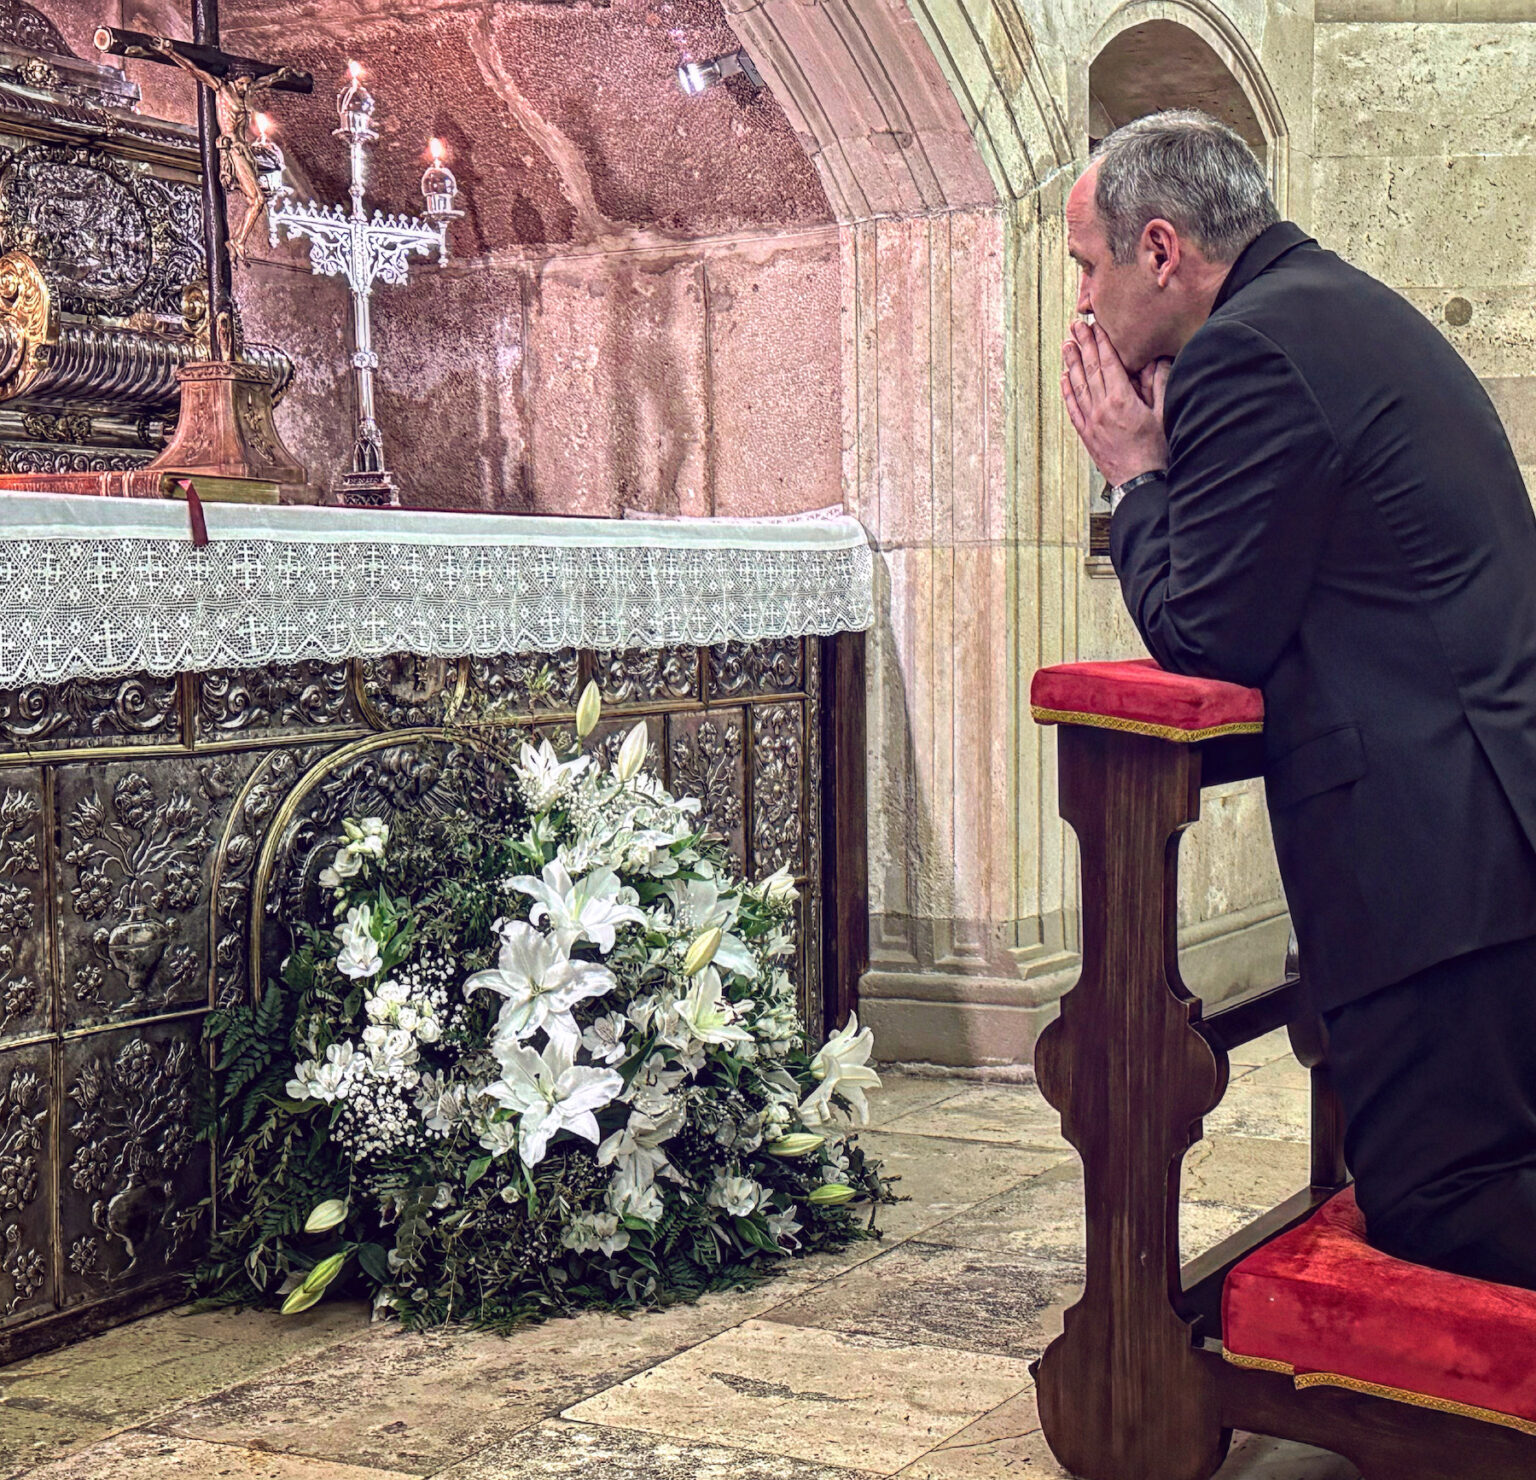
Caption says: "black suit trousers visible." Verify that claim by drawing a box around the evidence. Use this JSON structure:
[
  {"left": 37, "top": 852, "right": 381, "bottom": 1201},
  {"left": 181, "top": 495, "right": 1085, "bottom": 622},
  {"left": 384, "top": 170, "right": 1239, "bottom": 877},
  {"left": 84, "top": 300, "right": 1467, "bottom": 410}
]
[{"left": 1322, "top": 933, "right": 1536, "bottom": 1289}]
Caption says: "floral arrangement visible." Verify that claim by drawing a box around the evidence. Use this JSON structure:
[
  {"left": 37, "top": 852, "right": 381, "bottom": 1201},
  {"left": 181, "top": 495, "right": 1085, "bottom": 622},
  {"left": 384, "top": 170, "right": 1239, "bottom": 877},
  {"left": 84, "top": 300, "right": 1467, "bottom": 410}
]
[{"left": 197, "top": 685, "right": 891, "bottom": 1328}]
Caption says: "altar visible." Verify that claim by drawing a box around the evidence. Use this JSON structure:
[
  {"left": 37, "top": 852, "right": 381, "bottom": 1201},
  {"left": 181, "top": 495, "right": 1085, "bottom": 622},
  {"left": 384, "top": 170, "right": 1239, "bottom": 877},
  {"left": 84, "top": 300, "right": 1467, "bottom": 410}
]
[{"left": 0, "top": 493, "right": 873, "bottom": 1361}]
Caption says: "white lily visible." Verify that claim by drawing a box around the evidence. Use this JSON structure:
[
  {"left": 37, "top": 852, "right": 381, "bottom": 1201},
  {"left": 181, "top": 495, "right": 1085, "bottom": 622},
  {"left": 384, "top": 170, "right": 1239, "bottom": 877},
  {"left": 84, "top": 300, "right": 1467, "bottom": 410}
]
[
  {"left": 580, "top": 1011, "right": 629, "bottom": 1066},
  {"left": 674, "top": 967, "right": 753, "bottom": 1048},
  {"left": 485, "top": 1035, "right": 624, "bottom": 1167},
  {"left": 513, "top": 738, "right": 589, "bottom": 814},
  {"left": 799, "top": 1012, "right": 882, "bottom": 1125},
  {"left": 708, "top": 1171, "right": 770, "bottom": 1217},
  {"left": 465, "top": 919, "right": 616, "bottom": 1051},
  {"left": 508, "top": 861, "right": 646, "bottom": 954},
  {"left": 334, "top": 904, "right": 383, "bottom": 979}
]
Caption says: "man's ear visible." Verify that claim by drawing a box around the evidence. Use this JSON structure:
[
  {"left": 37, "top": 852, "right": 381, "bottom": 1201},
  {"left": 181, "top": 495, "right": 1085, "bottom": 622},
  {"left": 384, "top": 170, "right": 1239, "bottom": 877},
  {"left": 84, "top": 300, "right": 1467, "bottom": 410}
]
[{"left": 1143, "top": 219, "right": 1181, "bottom": 288}]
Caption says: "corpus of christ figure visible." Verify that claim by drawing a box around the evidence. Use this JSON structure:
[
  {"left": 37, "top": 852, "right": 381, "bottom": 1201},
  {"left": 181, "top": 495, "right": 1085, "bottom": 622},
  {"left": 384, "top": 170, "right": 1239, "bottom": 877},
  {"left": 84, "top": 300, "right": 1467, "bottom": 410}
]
[{"left": 145, "top": 41, "right": 301, "bottom": 264}]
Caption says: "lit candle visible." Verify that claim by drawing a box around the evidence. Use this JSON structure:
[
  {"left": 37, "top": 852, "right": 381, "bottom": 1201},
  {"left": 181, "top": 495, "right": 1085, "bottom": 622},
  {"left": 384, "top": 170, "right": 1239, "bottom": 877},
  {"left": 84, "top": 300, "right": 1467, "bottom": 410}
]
[
  {"left": 337, "top": 59, "right": 376, "bottom": 139},
  {"left": 421, "top": 137, "right": 462, "bottom": 222},
  {"left": 254, "top": 111, "right": 273, "bottom": 146}
]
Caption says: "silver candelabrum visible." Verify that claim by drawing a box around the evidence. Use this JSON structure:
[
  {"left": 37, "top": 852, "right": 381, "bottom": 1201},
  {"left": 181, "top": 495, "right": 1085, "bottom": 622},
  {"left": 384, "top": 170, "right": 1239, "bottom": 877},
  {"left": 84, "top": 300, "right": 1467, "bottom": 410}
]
[{"left": 266, "top": 62, "right": 463, "bottom": 506}]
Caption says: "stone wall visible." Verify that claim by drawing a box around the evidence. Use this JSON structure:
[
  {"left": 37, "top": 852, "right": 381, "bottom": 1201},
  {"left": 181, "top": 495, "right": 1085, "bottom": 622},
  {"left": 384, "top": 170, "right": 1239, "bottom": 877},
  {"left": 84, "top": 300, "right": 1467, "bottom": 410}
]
[{"left": 1313, "top": 5, "right": 1536, "bottom": 496}]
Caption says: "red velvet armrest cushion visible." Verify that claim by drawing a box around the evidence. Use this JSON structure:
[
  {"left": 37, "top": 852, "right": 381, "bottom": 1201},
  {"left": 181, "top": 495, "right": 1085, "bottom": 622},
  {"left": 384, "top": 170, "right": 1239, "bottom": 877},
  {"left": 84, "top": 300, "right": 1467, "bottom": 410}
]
[
  {"left": 1031, "top": 659, "right": 1264, "bottom": 742},
  {"left": 1224, "top": 1188, "right": 1536, "bottom": 1434}
]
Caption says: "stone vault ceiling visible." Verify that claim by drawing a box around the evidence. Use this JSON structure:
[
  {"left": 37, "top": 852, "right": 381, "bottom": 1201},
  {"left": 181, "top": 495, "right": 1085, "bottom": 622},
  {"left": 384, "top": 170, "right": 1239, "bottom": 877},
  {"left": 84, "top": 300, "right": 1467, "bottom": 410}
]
[{"left": 215, "top": 0, "right": 834, "bottom": 254}]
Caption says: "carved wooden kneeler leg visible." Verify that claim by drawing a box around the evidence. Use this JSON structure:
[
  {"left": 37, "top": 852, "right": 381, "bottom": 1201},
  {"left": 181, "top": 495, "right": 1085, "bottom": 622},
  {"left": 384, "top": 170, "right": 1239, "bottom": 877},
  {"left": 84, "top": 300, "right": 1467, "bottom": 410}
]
[{"left": 1033, "top": 725, "right": 1230, "bottom": 1480}]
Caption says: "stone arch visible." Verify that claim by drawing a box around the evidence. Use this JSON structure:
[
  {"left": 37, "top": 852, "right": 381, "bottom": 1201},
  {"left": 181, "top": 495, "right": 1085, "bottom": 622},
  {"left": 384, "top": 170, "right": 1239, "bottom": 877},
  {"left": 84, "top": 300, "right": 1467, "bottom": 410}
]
[{"left": 1086, "top": 1, "right": 1289, "bottom": 206}]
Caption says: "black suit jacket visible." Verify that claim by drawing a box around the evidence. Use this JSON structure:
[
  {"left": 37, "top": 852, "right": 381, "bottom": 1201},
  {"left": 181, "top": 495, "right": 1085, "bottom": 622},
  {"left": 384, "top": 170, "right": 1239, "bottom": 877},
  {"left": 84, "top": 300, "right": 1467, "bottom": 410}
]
[{"left": 1111, "top": 222, "right": 1536, "bottom": 1011}]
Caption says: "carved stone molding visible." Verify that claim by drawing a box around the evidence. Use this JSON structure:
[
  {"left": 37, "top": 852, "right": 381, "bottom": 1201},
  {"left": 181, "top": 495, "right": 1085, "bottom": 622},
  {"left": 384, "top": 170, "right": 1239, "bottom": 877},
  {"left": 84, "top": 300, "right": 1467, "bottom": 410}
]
[
  {"left": 597, "top": 647, "right": 700, "bottom": 707},
  {"left": 751, "top": 702, "right": 805, "bottom": 877},
  {"left": 195, "top": 663, "right": 357, "bottom": 742},
  {"left": 0, "top": 675, "right": 178, "bottom": 754},
  {"left": 710, "top": 638, "right": 804, "bottom": 699}
]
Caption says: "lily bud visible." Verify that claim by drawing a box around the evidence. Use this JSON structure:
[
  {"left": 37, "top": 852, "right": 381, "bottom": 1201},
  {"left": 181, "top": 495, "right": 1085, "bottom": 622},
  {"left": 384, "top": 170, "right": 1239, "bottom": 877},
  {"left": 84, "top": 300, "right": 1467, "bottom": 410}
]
[
  {"left": 575, "top": 680, "right": 602, "bottom": 739},
  {"left": 807, "top": 1183, "right": 856, "bottom": 1206},
  {"left": 341, "top": 819, "right": 363, "bottom": 842},
  {"left": 615, "top": 721, "right": 649, "bottom": 782},
  {"left": 767, "top": 1133, "right": 825, "bottom": 1158},
  {"left": 281, "top": 1284, "right": 324, "bottom": 1315},
  {"left": 303, "top": 1199, "right": 348, "bottom": 1234},
  {"left": 682, "top": 926, "right": 723, "bottom": 976},
  {"left": 301, "top": 1251, "right": 347, "bottom": 1295}
]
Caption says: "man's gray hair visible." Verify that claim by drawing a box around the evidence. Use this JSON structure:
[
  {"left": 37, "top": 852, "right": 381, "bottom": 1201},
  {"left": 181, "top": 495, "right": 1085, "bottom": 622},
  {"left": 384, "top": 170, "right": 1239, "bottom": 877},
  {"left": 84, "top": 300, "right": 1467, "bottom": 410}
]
[{"left": 1092, "top": 110, "right": 1278, "bottom": 264}]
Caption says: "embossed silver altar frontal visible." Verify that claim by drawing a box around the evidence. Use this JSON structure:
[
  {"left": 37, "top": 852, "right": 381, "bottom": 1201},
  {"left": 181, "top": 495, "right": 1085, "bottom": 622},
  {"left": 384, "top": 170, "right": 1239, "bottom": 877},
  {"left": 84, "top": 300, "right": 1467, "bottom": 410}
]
[{"left": 0, "top": 497, "right": 873, "bottom": 685}]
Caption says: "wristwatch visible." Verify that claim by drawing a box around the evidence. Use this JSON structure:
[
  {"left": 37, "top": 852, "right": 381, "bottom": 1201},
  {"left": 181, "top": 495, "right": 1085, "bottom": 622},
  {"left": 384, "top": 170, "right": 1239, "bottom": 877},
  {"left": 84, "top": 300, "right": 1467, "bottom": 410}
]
[{"left": 1108, "top": 469, "right": 1166, "bottom": 514}]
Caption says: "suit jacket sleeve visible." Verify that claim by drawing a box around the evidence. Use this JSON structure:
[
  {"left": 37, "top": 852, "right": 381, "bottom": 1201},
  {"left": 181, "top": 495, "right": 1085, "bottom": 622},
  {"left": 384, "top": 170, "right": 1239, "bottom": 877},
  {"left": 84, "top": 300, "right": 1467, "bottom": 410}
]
[{"left": 1109, "top": 319, "right": 1345, "bottom": 688}]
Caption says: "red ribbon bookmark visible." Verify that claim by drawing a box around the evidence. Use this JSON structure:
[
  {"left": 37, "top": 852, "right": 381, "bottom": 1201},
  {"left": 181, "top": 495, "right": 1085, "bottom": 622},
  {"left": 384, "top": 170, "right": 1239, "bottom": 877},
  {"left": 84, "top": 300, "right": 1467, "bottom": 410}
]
[{"left": 174, "top": 477, "right": 210, "bottom": 547}]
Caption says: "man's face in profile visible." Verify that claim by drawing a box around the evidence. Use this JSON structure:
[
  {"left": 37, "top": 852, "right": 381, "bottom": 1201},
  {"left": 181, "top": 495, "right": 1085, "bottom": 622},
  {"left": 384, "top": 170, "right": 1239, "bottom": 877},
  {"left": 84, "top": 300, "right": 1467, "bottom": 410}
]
[{"left": 1065, "top": 163, "right": 1168, "bottom": 376}]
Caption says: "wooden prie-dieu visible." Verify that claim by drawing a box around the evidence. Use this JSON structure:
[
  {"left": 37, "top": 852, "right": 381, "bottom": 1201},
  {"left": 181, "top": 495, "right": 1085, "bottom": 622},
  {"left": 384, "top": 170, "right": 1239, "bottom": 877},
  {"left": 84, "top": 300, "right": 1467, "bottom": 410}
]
[{"left": 1028, "top": 660, "right": 1536, "bottom": 1480}]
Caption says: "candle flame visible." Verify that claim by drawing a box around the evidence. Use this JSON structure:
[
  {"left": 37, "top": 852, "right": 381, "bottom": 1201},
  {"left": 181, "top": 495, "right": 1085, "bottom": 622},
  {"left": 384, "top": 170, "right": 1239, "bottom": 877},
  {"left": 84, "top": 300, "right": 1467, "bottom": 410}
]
[
  {"left": 428, "top": 137, "right": 445, "bottom": 163},
  {"left": 347, "top": 59, "right": 363, "bottom": 80},
  {"left": 254, "top": 112, "right": 273, "bottom": 140}
]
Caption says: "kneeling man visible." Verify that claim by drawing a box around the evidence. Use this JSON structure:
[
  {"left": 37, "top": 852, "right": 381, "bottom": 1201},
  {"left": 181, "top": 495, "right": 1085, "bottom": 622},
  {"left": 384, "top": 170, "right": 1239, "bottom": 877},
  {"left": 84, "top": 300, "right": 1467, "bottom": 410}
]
[{"left": 1061, "top": 109, "right": 1536, "bottom": 1289}]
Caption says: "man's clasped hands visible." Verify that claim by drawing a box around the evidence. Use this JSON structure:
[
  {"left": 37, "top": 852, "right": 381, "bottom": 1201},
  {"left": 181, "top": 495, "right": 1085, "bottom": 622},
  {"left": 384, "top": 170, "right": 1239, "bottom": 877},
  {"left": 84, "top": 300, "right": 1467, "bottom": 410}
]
[{"left": 1060, "top": 320, "right": 1173, "bottom": 490}]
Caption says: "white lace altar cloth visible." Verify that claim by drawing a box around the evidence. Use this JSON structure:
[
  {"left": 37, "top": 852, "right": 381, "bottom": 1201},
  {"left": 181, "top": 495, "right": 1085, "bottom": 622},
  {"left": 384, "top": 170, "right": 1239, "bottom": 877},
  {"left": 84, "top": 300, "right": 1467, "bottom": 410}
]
[{"left": 0, "top": 494, "right": 874, "bottom": 686}]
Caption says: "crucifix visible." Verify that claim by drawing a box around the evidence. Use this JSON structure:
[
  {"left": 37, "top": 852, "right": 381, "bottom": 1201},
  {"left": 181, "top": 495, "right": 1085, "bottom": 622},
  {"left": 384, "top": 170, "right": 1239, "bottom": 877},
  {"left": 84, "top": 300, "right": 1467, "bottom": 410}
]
[{"left": 93, "top": 14, "right": 314, "bottom": 497}]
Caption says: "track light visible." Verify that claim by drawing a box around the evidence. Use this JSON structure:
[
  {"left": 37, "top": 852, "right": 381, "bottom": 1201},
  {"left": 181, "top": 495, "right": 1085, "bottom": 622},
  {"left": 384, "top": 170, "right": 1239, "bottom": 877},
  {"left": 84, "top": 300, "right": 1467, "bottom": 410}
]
[{"left": 676, "top": 50, "right": 763, "bottom": 97}]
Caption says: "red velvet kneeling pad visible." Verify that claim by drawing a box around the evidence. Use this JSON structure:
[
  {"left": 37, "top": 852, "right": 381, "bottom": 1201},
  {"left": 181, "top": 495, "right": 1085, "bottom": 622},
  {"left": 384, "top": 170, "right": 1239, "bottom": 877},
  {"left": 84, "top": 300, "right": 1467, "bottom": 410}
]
[
  {"left": 1031, "top": 658, "right": 1263, "bottom": 742},
  {"left": 1223, "top": 1188, "right": 1536, "bottom": 1434}
]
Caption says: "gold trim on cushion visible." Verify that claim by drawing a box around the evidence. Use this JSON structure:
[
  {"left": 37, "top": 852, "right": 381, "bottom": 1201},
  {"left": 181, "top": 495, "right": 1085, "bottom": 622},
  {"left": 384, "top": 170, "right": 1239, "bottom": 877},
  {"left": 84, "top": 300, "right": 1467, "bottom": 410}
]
[
  {"left": 1222, "top": 1349, "right": 1536, "bottom": 1437},
  {"left": 1029, "top": 705, "right": 1264, "bottom": 743}
]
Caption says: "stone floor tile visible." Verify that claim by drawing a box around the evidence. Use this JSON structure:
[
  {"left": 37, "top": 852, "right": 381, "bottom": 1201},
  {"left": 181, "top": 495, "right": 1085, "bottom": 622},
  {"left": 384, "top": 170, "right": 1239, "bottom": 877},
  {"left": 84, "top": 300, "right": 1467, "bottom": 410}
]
[
  {"left": 433, "top": 1418, "right": 882, "bottom": 1479},
  {"left": 560, "top": 1318, "right": 1032, "bottom": 1476},
  {"left": 1232, "top": 1055, "right": 1313, "bottom": 1093},
  {"left": 154, "top": 1288, "right": 788, "bottom": 1475},
  {"left": 1228, "top": 1027, "right": 1296, "bottom": 1070},
  {"left": 16, "top": 1430, "right": 416, "bottom": 1480},
  {"left": 860, "top": 1075, "right": 970, "bottom": 1130},
  {"left": 877, "top": 1085, "right": 1068, "bottom": 1151},
  {"left": 0, "top": 1303, "right": 367, "bottom": 1473},
  {"left": 767, "top": 1133, "right": 1072, "bottom": 1289},
  {"left": 1182, "top": 1134, "right": 1313, "bottom": 1211},
  {"left": 1204, "top": 1082, "right": 1311, "bottom": 1143},
  {"left": 858, "top": 1132, "right": 1072, "bottom": 1243},
  {"left": 891, "top": 1389, "right": 1360, "bottom": 1480},
  {"left": 920, "top": 1158, "right": 1261, "bottom": 1268},
  {"left": 761, "top": 1241, "right": 1082, "bottom": 1361}
]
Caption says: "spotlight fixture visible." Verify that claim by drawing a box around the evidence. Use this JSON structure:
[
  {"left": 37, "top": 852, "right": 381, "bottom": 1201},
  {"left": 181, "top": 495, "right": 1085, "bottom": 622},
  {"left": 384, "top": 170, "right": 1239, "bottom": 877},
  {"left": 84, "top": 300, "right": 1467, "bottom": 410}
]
[{"left": 676, "top": 49, "right": 763, "bottom": 97}]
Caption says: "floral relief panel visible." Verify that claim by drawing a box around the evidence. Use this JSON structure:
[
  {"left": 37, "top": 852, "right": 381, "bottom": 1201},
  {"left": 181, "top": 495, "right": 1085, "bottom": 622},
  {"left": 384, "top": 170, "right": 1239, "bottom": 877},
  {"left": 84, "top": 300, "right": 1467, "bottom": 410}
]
[
  {"left": 668, "top": 708, "right": 747, "bottom": 871},
  {"left": 55, "top": 754, "right": 259, "bottom": 1030},
  {"left": 0, "top": 676, "right": 180, "bottom": 752},
  {"left": 0, "top": 1043, "right": 51, "bottom": 1326},
  {"left": 0, "top": 775, "right": 45, "bottom": 1045},
  {"left": 59, "top": 1019, "right": 206, "bottom": 1307}
]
